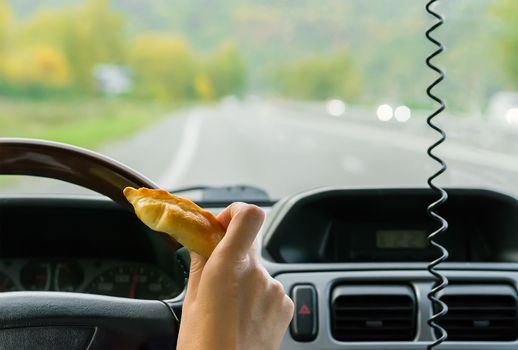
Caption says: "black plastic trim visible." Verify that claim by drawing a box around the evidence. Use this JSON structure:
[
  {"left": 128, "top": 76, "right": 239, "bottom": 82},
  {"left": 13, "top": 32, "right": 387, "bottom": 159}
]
[
  {"left": 0, "top": 292, "right": 178, "bottom": 349},
  {"left": 262, "top": 187, "right": 518, "bottom": 264}
]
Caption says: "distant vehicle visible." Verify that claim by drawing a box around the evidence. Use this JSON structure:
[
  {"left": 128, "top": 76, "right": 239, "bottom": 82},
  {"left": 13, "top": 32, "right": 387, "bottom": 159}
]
[
  {"left": 326, "top": 99, "right": 346, "bottom": 117},
  {"left": 487, "top": 91, "right": 518, "bottom": 126},
  {"left": 93, "top": 64, "right": 132, "bottom": 95}
]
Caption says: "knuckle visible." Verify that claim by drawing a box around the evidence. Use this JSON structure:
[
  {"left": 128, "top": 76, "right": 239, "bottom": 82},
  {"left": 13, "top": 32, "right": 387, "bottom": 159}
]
[
  {"left": 283, "top": 296, "right": 295, "bottom": 317},
  {"left": 211, "top": 249, "right": 250, "bottom": 273},
  {"left": 212, "top": 243, "right": 234, "bottom": 259},
  {"left": 240, "top": 204, "right": 265, "bottom": 221},
  {"left": 270, "top": 279, "right": 286, "bottom": 297},
  {"left": 213, "top": 243, "right": 248, "bottom": 263},
  {"left": 231, "top": 201, "right": 247, "bottom": 208},
  {"left": 251, "top": 262, "right": 268, "bottom": 276},
  {"left": 248, "top": 264, "right": 268, "bottom": 285}
]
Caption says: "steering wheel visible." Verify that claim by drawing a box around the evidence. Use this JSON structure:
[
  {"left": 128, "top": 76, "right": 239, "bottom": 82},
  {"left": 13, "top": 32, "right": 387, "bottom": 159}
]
[{"left": 0, "top": 138, "right": 182, "bottom": 349}]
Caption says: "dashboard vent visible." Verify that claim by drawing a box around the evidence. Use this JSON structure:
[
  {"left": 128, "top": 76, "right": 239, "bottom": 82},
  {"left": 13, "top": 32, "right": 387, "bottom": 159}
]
[
  {"left": 331, "top": 285, "right": 416, "bottom": 341},
  {"left": 437, "top": 284, "right": 518, "bottom": 341}
]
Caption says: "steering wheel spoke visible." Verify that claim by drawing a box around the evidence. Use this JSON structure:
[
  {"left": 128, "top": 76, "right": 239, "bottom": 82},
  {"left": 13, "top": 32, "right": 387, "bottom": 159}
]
[{"left": 0, "top": 292, "right": 179, "bottom": 349}]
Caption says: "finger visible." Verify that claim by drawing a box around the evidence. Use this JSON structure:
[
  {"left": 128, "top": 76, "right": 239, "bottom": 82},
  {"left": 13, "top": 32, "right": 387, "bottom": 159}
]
[
  {"left": 217, "top": 202, "right": 259, "bottom": 260},
  {"left": 184, "top": 250, "right": 206, "bottom": 303},
  {"left": 219, "top": 203, "right": 262, "bottom": 260},
  {"left": 216, "top": 203, "right": 235, "bottom": 230},
  {"left": 246, "top": 233, "right": 262, "bottom": 264},
  {"left": 215, "top": 202, "right": 265, "bottom": 259}
]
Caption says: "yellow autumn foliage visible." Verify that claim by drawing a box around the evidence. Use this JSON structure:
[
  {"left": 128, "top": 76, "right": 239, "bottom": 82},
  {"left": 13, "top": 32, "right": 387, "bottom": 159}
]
[
  {"left": 129, "top": 34, "right": 197, "bottom": 101},
  {"left": 2, "top": 45, "right": 71, "bottom": 87},
  {"left": 0, "top": 0, "right": 246, "bottom": 100},
  {"left": 194, "top": 73, "right": 215, "bottom": 101},
  {"left": 0, "top": 0, "right": 10, "bottom": 53}
]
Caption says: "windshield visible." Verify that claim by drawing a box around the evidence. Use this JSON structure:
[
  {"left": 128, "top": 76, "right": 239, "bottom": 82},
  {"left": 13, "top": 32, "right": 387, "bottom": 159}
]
[{"left": 1, "top": 0, "right": 518, "bottom": 200}]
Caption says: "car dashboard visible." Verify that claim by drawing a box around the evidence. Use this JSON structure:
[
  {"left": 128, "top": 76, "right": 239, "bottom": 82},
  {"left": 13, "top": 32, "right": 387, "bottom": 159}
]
[
  {"left": 0, "top": 198, "right": 187, "bottom": 300},
  {"left": 1, "top": 188, "right": 518, "bottom": 350},
  {"left": 262, "top": 188, "right": 518, "bottom": 350}
]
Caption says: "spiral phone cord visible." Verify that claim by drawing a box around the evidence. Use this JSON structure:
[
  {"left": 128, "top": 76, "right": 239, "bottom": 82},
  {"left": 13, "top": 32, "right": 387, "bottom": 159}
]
[{"left": 425, "top": 0, "right": 449, "bottom": 349}]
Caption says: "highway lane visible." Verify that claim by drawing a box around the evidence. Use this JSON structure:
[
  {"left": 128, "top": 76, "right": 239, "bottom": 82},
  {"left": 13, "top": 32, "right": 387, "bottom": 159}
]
[{"left": 2, "top": 99, "right": 518, "bottom": 200}]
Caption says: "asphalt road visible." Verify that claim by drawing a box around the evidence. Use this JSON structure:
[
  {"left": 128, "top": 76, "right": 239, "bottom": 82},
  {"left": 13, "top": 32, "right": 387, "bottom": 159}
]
[{"left": 3, "top": 99, "right": 518, "bottom": 200}]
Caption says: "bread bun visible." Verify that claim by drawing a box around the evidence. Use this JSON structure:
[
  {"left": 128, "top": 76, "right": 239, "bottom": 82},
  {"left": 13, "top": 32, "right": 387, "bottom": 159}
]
[{"left": 124, "top": 187, "right": 225, "bottom": 258}]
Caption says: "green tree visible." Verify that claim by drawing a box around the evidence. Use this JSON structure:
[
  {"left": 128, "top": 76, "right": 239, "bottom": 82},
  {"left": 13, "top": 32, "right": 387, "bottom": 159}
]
[
  {"left": 204, "top": 42, "right": 246, "bottom": 98},
  {"left": 129, "top": 34, "right": 197, "bottom": 101},
  {"left": 70, "top": 0, "right": 126, "bottom": 89},
  {"left": 17, "top": 0, "right": 126, "bottom": 92},
  {"left": 273, "top": 51, "right": 362, "bottom": 101},
  {"left": 493, "top": 0, "right": 518, "bottom": 88}
]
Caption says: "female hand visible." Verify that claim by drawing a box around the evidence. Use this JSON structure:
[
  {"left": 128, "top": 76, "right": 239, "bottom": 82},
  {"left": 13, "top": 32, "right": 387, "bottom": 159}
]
[{"left": 177, "top": 202, "right": 294, "bottom": 350}]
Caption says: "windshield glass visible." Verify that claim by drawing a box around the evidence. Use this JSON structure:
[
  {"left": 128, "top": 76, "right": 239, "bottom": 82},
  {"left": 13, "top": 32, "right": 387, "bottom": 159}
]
[{"left": 1, "top": 0, "right": 518, "bottom": 200}]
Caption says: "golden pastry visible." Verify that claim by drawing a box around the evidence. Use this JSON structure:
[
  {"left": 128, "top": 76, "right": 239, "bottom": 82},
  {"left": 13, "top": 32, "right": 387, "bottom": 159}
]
[{"left": 124, "top": 187, "right": 225, "bottom": 258}]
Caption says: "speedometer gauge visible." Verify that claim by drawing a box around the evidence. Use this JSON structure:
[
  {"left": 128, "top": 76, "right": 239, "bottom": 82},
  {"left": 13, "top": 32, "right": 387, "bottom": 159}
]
[
  {"left": 87, "top": 265, "right": 180, "bottom": 300},
  {"left": 55, "top": 261, "right": 84, "bottom": 292},
  {"left": 0, "top": 272, "right": 16, "bottom": 292},
  {"left": 20, "top": 261, "right": 51, "bottom": 291}
]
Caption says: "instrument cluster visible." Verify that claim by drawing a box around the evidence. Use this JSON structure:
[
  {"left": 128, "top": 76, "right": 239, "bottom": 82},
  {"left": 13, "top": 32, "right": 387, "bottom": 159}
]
[{"left": 0, "top": 259, "right": 182, "bottom": 300}]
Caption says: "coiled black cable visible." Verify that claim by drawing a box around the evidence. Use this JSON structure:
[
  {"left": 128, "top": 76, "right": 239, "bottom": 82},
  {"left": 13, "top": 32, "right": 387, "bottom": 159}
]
[{"left": 425, "top": 0, "right": 449, "bottom": 349}]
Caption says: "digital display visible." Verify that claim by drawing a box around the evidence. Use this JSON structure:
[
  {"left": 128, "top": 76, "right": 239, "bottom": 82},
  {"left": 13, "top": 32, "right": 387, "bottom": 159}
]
[{"left": 376, "top": 230, "right": 427, "bottom": 249}]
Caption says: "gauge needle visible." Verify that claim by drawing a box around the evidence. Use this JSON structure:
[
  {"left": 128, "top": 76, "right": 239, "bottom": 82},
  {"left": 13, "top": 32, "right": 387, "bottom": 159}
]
[{"left": 129, "top": 271, "right": 138, "bottom": 298}]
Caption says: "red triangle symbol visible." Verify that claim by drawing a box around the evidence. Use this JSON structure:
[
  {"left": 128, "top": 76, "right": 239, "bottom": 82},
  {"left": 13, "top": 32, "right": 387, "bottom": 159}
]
[{"left": 298, "top": 304, "right": 312, "bottom": 315}]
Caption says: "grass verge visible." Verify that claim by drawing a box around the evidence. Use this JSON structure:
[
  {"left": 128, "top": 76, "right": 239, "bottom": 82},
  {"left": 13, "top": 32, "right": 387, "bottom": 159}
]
[{"left": 0, "top": 98, "right": 174, "bottom": 149}]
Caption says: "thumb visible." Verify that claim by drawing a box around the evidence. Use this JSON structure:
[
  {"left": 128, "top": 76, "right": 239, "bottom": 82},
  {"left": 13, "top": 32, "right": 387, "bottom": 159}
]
[
  {"left": 216, "top": 203, "right": 265, "bottom": 260},
  {"left": 184, "top": 250, "right": 206, "bottom": 303}
]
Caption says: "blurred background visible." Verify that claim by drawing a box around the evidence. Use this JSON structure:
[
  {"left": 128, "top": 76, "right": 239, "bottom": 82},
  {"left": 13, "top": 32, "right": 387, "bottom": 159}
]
[{"left": 1, "top": 0, "right": 518, "bottom": 199}]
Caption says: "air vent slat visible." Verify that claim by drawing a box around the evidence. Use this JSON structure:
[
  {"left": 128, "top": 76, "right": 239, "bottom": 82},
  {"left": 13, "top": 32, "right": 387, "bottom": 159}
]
[
  {"left": 334, "top": 315, "right": 412, "bottom": 321},
  {"left": 436, "top": 285, "right": 518, "bottom": 341},
  {"left": 442, "top": 316, "right": 516, "bottom": 321},
  {"left": 331, "top": 285, "right": 416, "bottom": 342},
  {"left": 449, "top": 306, "right": 516, "bottom": 310},
  {"left": 330, "top": 333, "right": 414, "bottom": 341},
  {"left": 333, "top": 306, "right": 413, "bottom": 311},
  {"left": 334, "top": 326, "right": 412, "bottom": 331},
  {"left": 445, "top": 326, "right": 516, "bottom": 331}
]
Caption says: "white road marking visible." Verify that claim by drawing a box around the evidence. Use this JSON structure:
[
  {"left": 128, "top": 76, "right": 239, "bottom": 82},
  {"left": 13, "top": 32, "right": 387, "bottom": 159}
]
[{"left": 158, "top": 113, "right": 204, "bottom": 189}]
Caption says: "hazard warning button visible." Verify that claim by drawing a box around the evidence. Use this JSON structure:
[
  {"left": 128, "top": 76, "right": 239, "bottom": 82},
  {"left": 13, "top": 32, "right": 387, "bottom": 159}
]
[
  {"left": 298, "top": 304, "right": 312, "bottom": 316},
  {"left": 290, "top": 285, "right": 318, "bottom": 341}
]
